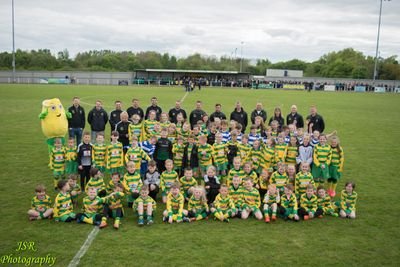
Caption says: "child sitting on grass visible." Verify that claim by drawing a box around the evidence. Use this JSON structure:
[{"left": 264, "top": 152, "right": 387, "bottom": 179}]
[
  {"left": 263, "top": 184, "right": 280, "bottom": 223},
  {"left": 28, "top": 184, "right": 53, "bottom": 221},
  {"left": 134, "top": 186, "right": 156, "bottom": 226},
  {"left": 54, "top": 179, "right": 76, "bottom": 222},
  {"left": 186, "top": 186, "right": 210, "bottom": 222},
  {"left": 211, "top": 184, "right": 236, "bottom": 222},
  {"left": 163, "top": 183, "right": 188, "bottom": 224}
]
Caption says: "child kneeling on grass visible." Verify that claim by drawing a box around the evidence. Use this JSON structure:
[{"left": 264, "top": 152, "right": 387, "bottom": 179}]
[
  {"left": 163, "top": 183, "right": 189, "bottom": 224},
  {"left": 103, "top": 183, "right": 125, "bottom": 230},
  {"left": 187, "top": 186, "right": 210, "bottom": 222},
  {"left": 54, "top": 179, "right": 76, "bottom": 222},
  {"left": 316, "top": 186, "right": 338, "bottom": 218},
  {"left": 298, "top": 184, "right": 322, "bottom": 220},
  {"left": 241, "top": 178, "right": 263, "bottom": 220},
  {"left": 263, "top": 184, "right": 280, "bottom": 223},
  {"left": 338, "top": 182, "right": 357, "bottom": 219},
  {"left": 211, "top": 184, "right": 236, "bottom": 222},
  {"left": 28, "top": 184, "right": 53, "bottom": 221},
  {"left": 279, "top": 184, "right": 299, "bottom": 221},
  {"left": 76, "top": 186, "right": 109, "bottom": 228},
  {"left": 134, "top": 186, "right": 156, "bottom": 226}
]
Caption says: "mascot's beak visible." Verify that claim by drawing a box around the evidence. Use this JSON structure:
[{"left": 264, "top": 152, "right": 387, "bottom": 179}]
[{"left": 56, "top": 114, "right": 61, "bottom": 117}]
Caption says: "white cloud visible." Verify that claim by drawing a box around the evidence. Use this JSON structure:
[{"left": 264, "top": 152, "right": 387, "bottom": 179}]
[{"left": 0, "top": 0, "right": 398, "bottom": 62}]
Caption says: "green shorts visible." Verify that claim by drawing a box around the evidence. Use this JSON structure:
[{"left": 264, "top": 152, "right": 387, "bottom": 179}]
[
  {"left": 55, "top": 212, "right": 76, "bottom": 222},
  {"left": 312, "top": 164, "right": 330, "bottom": 180},
  {"left": 65, "top": 161, "right": 78, "bottom": 174},
  {"left": 242, "top": 204, "right": 261, "bottom": 214},
  {"left": 53, "top": 170, "right": 64, "bottom": 178},
  {"left": 329, "top": 165, "right": 342, "bottom": 181},
  {"left": 215, "top": 162, "right": 228, "bottom": 172}
]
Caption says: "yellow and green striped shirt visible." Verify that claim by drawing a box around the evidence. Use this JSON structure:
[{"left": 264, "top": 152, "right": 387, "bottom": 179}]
[
  {"left": 340, "top": 190, "right": 357, "bottom": 211},
  {"left": 248, "top": 147, "right": 264, "bottom": 170},
  {"left": 212, "top": 142, "right": 228, "bottom": 165},
  {"left": 128, "top": 122, "right": 143, "bottom": 142},
  {"left": 242, "top": 187, "right": 261, "bottom": 208},
  {"left": 160, "top": 170, "right": 179, "bottom": 192},
  {"left": 142, "top": 119, "right": 157, "bottom": 140},
  {"left": 330, "top": 145, "right": 344, "bottom": 172},
  {"left": 213, "top": 194, "right": 235, "bottom": 212},
  {"left": 53, "top": 192, "right": 73, "bottom": 218},
  {"left": 69, "top": 184, "right": 81, "bottom": 200},
  {"left": 50, "top": 147, "right": 66, "bottom": 171},
  {"left": 31, "top": 195, "right": 52, "bottom": 211},
  {"left": 317, "top": 195, "right": 335, "bottom": 213},
  {"left": 245, "top": 170, "right": 259, "bottom": 185},
  {"left": 92, "top": 143, "right": 107, "bottom": 168},
  {"left": 188, "top": 196, "right": 209, "bottom": 212},
  {"left": 134, "top": 195, "right": 156, "bottom": 211},
  {"left": 227, "top": 168, "right": 246, "bottom": 186},
  {"left": 65, "top": 146, "right": 77, "bottom": 161},
  {"left": 172, "top": 143, "right": 185, "bottom": 167},
  {"left": 107, "top": 191, "right": 125, "bottom": 209},
  {"left": 179, "top": 176, "right": 198, "bottom": 194},
  {"left": 263, "top": 192, "right": 280, "bottom": 205},
  {"left": 238, "top": 143, "right": 252, "bottom": 161},
  {"left": 85, "top": 177, "right": 106, "bottom": 194},
  {"left": 262, "top": 145, "right": 277, "bottom": 170},
  {"left": 197, "top": 144, "right": 213, "bottom": 166},
  {"left": 125, "top": 146, "right": 150, "bottom": 169},
  {"left": 275, "top": 143, "right": 288, "bottom": 163},
  {"left": 106, "top": 142, "right": 124, "bottom": 169},
  {"left": 286, "top": 145, "right": 298, "bottom": 164},
  {"left": 228, "top": 185, "right": 244, "bottom": 207},
  {"left": 123, "top": 171, "right": 143, "bottom": 192},
  {"left": 270, "top": 171, "right": 288, "bottom": 193},
  {"left": 280, "top": 193, "right": 298, "bottom": 211},
  {"left": 313, "top": 144, "right": 332, "bottom": 167},
  {"left": 300, "top": 193, "right": 318, "bottom": 213},
  {"left": 82, "top": 196, "right": 106, "bottom": 215},
  {"left": 166, "top": 192, "right": 184, "bottom": 215},
  {"left": 295, "top": 172, "right": 315, "bottom": 198}
]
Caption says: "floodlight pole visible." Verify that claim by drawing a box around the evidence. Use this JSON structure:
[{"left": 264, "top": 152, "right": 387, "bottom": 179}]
[
  {"left": 373, "top": 0, "right": 384, "bottom": 82},
  {"left": 240, "top": 42, "right": 244, "bottom": 72},
  {"left": 12, "top": 0, "right": 16, "bottom": 83}
]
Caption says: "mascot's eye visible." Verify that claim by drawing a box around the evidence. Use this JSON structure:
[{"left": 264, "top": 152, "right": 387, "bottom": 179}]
[
  {"left": 51, "top": 106, "right": 56, "bottom": 111},
  {"left": 59, "top": 104, "right": 63, "bottom": 109}
]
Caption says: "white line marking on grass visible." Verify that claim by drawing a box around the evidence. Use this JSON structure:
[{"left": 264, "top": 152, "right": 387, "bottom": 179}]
[
  {"left": 180, "top": 91, "right": 189, "bottom": 103},
  {"left": 67, "top": 227, "right": 100, "bottom": 267}
]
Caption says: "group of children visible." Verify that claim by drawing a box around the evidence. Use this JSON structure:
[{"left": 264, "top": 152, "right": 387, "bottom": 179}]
[{"left": 29, "top": 101, "right": 358, "bottom": 228}]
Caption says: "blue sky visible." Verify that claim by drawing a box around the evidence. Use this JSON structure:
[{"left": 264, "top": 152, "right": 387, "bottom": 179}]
[{"left": 0, "top": 0, "right": 399, "bottom": 62}]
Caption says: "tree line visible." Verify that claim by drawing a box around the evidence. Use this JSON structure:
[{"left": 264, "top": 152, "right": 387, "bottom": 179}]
[{"left": 0, "top": 48, "right": 398, "bottom": 80}]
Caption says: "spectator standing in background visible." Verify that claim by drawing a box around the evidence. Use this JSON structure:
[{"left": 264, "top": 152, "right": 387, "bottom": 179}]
[
  {"left": 230, "top": 101, "right": 248, "bottom": 133},
  {"left": 209, "top": 103, "right": 227, "bottom": 122},
  {"left": 127, "top": 98, "right": 144, "bottom": 122},
  {"left": 286, "top": 105, "right": 304, "bottom": 129},
  {"left": 306, "top": 105, "right": 325, "bottom": 133},
  {"left": 145, "top": 97, "right": 162, "bottom": 121},
  {"left": 168, "top": 100, "right": 187, "bottom": 124},
  {"left": 67, "top": 96, "right": 85, "bottom": 145},
  {"left": 109, "top": 100, "right": 123, "bottom": 132},
  {"left": 88, "top": 100, "right": 108, "bottom": 141},
  {"left": 250, "top": 102, "right": 267, "bottom": 124}
]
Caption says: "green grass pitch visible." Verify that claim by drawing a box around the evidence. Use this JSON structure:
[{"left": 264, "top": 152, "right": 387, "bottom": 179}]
[{"left": 0, "top": 84, "right": 399, "bottom": 266}]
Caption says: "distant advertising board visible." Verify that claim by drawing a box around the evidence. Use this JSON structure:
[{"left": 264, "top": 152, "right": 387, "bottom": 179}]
[
  {"left": 324, "top": 85, "right": 335, "bottom": 91},
  {"left": 283, "top": 84, "right": 305, "bottom": 90},
  {"left": 374, "top": 87, "right": 386, "bottom": 93},
  {"left": 255, "top": 83, "right": 274, "bottom": 89},
  {"left": 354, "top": 86, "right": 366, "bottom": 92},
  {"left": 40, "top": 78, "right": 70, "bottom": 84}
]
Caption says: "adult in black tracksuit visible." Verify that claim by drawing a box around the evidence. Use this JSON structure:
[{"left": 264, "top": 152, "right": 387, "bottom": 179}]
[
  {"left": 306, "top": 106, "right": 325, "bottom": 133},
  {"left": 168, "top": 100, "right": 187, "bottom": 124},
  {"left": 67, "top": 97, "right": 85, "bottom": 145},
  {"left": 126, "top": 98, "right": 145, "bottom": 122},
  {"left": 109, "top": 100, "right": 123, "bottom": 134},
  {"left": 209, "top": 103, "right": 227, "bottom": 122},
  {"left": 250, "top": 102, "right": 267, "bottom": 124},
  {"left": 189, "top": 101, "right": 206, "bottom": 129},
  {"left": 230, "top": 102, "right": 248, "bottom": 133},
  {"left": 145, "top": 97, "right": 162, "bottom": 121},
  {"left": 87, "top": 101, "right": 108, "bottom": 141},
  {"left": 115, "top": 111, "right": 131, "bottom": 152},
  {"left": 286, "top": 104, "right": 304, "bottom": 128}
]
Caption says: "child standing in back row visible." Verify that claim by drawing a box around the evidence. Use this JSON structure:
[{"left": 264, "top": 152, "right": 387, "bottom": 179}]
[
  {"left": 65, "top": 138, "right": 78, "bottom": 175},
  {"left": 328, "top": 136, "right": 344, "bottom": 197},
  {"left": 312, "top": 134, "right": 332, "bottom": 187},
  {"left": 50, "top": 138, "right": 66, "bottom": 189},
  {"left": 106, "top": 131, "right": 124, "bottom": 175}
]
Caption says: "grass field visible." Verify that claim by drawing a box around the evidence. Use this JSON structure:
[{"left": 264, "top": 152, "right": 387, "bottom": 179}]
[{"left": 0, "top": 84, "right": 399, "bottom": 267}]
